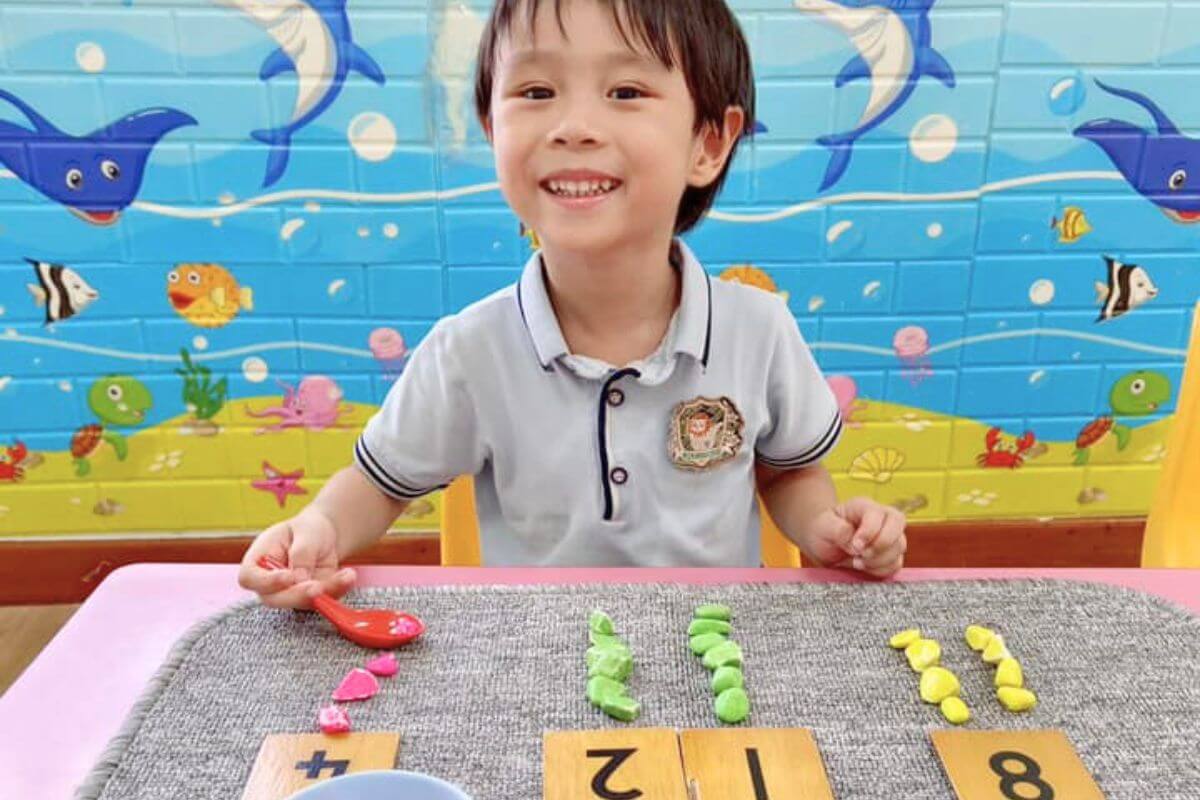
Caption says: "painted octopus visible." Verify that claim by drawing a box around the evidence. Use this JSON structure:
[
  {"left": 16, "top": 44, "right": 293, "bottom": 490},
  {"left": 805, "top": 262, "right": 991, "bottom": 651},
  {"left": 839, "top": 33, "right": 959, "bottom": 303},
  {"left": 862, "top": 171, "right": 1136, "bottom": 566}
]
[{"left": 246, "top": 376, "right": 352, "bottom": 434}]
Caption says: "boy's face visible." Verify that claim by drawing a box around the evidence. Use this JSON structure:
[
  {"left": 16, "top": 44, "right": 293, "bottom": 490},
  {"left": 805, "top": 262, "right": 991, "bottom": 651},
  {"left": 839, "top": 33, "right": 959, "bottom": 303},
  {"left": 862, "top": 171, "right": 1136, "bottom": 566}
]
[{"left": 485, "top": 0, "right": 743, "bottom": 258}]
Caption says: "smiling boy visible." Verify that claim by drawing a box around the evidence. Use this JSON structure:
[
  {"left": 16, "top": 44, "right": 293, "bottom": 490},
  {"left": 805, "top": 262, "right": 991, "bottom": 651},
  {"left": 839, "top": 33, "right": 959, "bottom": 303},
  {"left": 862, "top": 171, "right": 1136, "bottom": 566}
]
[{"left": 239, "top": 0, "right": 906, "bottom": 608}]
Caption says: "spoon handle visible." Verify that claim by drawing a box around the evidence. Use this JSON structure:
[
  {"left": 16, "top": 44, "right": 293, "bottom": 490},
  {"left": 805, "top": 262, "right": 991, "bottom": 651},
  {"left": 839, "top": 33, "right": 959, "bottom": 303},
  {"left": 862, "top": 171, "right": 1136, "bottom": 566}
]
[{"left": 255, "top": 555, "right": 349, "bottom": 620}]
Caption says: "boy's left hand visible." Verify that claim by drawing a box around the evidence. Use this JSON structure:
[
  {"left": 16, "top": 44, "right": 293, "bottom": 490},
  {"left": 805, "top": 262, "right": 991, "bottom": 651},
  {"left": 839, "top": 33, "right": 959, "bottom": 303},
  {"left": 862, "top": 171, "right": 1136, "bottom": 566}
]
[{"left": 806, "top": 497, "right": 907, "bottom": 578}]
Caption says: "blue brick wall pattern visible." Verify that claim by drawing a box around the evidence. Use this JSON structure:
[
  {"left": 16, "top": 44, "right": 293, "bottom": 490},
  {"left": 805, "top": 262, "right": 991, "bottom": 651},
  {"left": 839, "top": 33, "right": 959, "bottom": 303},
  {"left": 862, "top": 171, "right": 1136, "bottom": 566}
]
[{"left": 0, "top": 0, "right": 1194, "bottom": 531}]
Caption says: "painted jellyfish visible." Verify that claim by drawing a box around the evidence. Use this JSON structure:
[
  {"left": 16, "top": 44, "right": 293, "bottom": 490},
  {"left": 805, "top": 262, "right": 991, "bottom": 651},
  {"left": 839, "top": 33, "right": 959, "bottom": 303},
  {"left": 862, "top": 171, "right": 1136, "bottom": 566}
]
[
  {"left": 368, "top": 327, "right": 408, "bottom": 379},
  {"left": 826, "top": 375, "right": 867, "bottom": 428},
  {"left": 893, "top": 325, "right": 932, "bottom": 385}
]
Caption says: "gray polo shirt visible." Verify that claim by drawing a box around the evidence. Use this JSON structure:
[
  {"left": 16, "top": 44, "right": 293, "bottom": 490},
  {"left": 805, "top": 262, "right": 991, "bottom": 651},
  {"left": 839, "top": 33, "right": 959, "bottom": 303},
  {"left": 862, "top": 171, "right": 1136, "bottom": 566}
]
[{"left": 354, "top": 239, "right": 842, "bottom": 566}]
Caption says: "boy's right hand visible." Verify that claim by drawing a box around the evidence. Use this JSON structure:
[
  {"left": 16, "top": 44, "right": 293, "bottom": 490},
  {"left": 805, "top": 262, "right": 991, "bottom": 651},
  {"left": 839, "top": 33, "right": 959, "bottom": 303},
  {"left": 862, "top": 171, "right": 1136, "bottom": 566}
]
[{"left": 237, "top": 507, "right": 357, "bottom": 609}]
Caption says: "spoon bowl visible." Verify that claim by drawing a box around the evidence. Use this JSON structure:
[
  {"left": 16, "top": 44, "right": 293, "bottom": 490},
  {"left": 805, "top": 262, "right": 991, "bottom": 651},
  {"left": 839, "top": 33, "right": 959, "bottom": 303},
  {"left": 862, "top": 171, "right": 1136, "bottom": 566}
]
[{"left": 258, "top": 555, "right": 425, "bottom": 649}]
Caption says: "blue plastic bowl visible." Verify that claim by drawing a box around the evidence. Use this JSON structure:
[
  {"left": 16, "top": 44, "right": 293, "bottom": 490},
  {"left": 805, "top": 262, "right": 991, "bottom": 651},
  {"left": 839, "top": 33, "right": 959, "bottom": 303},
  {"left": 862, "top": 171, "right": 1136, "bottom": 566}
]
[{"left": 286, "top": 770, "right": 472, "bottom": 800}]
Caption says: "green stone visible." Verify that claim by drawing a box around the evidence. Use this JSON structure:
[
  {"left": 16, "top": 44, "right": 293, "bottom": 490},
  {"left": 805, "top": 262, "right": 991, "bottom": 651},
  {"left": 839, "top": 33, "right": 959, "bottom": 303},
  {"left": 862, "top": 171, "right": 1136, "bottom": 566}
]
[
  {"left": 689, "top": 632, "right": 728, "bottom": 656},
  {"left": 586, "top": 675, "right": 625, "bottom": 707},
  {"left": 711, "top": 666, "right": 744, "bottom": 695},
  {"left": 586, "top": 643, "right": 630, "bottom": 669},
  {"left": 601, "top": 694, "right": 641, "bottom": 722},
  {"left": 688, "top": 618, "right": 733, "bottom": 637},
  {"left": 694, "top": 604, "right": 732, "bottom": 621},
  {"left": 589, "top": 630, "right": 623, "bottom": 647},
  {"left": 589, "top": 610, "right": 615, "bottom": 635},
  {"left": 715, "top": 687, "right": 750, "bottom": 724},
  {"left": 702, "top": 640, "right": 743, "bottom": 671},
  {"left": 588, "top": 649, "right": 633, "bottom": 682}
]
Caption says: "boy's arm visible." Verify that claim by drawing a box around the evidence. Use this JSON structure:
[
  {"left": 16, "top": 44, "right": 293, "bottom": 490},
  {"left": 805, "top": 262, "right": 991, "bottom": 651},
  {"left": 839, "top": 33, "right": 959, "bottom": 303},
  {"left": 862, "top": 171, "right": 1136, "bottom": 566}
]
[
  {"left": 756, "top": 462, "right": 906, "bottom": 576},
  {"left": 306, "top": 465, "right": 411, "bottom": 560}
]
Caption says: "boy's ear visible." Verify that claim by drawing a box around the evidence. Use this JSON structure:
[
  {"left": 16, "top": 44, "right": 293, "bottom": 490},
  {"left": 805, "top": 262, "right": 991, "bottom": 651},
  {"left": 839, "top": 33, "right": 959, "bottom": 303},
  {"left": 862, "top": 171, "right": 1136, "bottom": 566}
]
[{"left": 688, "top": 105, "right": 746, "bottom": 189}]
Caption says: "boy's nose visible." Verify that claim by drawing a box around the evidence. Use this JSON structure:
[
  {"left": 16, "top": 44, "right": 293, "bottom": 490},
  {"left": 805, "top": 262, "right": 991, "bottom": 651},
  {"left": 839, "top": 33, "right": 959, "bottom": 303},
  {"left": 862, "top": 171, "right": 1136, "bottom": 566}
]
[{"left": 548, "top": 111, "right": 603, "bottom": 147}]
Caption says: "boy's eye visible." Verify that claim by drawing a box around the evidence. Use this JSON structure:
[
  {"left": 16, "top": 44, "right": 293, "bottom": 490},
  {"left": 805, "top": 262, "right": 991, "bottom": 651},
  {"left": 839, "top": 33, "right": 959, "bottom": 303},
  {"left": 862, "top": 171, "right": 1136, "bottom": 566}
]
[
  {"left": 521, "top": 87, "right": 553, "bottom": 100},
  {"left": 611, "top": 86, "right": 645, "bottom": 100}
]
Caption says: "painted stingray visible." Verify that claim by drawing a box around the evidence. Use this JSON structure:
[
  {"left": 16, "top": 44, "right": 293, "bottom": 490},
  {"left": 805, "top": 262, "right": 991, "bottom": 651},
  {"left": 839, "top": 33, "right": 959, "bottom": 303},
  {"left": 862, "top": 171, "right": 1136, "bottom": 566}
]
[
  {"left": 1075, "top": 80, "right": 1200, "bottom": 224},
  {"left": 214, "top": 0, "right": 387, "bottom": 187},
  {"left": 0, "top": 88, "right": 195, "bottom": 225},
  {"left": 796, "top": 0, "right": 954, "bottom": 191}
]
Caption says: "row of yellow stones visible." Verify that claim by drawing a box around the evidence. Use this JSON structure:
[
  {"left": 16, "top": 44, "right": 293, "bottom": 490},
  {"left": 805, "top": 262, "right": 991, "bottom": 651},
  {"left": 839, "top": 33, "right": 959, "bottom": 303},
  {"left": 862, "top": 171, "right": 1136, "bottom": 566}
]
[{"left": 889, "top": 625, "right": 1039, "bottom": 724}]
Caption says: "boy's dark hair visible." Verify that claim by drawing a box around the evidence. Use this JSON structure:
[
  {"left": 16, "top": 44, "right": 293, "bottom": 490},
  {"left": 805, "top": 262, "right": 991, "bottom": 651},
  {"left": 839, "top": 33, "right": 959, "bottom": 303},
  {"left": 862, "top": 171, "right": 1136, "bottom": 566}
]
[{"left": 473, "top": 0, "right": 756, "bottom": 236}]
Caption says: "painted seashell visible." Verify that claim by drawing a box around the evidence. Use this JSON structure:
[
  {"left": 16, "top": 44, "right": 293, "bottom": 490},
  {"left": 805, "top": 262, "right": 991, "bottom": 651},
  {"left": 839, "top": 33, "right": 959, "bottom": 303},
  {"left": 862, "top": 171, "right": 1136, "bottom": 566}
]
[{"left": 849, "top": 447, "right": 905, "bottom": 484}]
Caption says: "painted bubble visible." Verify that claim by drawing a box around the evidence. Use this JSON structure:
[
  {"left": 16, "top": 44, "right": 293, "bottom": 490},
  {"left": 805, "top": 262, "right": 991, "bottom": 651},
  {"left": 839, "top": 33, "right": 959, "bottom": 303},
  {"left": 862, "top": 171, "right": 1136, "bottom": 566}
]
[
  {"left": 243, "top": 357, "right": 269, "bottom": 383},
  {"left": 1029, "top": 279, "right": 1055, "bottom": 306},
  {"left": 1048, "top": 72, "right": 1087, "bottom": 116},
  {"left": 909, "top": 114, "right": 958, "bottom": 163},
  {"left": 76, "top": 42, "right": 106, "bottom": 73},
  {"left": 348, "top": 112, "right": 398, "bottom": 162}
]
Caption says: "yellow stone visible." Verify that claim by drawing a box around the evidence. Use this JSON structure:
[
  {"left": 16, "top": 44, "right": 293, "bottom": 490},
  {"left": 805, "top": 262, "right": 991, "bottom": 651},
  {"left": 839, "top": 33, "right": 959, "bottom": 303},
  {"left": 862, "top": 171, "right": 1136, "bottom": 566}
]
[
  {"left": 995, "top": 658, "right": 1024, "bottom": 689},
  {"left": 981, "top": 634, "right": 1011, "bottom": 664},
  {"left": 905, "top": 638, "right": 942, "bottom": 672},
  {"left": 919, "top": 666, "right": 961, "bottom": 704},
  {"left": 889, "top": 628, "right": 921, "bottom": 649},
  {"left": 997, "top": 686, "right": 1038, "bottom": 712},
  {"left": 940, "top": 696, "right": 971, "bottom": 725},
  {"left": 964, "top": 624, "right": 994, "bottom": 651}
]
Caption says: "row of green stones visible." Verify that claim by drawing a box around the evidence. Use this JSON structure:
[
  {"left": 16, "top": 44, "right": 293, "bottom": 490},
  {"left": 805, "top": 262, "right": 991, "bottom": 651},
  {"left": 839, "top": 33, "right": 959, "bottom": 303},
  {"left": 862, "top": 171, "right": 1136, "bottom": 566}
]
[
  {"left": 688, "top": 603, "right": 750, "bottom": 724},
  {"left": 586, "top": 610, "right": 641, "bottom": 722}
]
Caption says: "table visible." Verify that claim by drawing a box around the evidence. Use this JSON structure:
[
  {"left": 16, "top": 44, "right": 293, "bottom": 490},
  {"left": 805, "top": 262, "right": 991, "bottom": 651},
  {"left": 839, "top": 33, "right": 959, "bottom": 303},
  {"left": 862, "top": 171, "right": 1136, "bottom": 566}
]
[{"left": 1, "top": 564, "right": 1196, "bottom": 798}]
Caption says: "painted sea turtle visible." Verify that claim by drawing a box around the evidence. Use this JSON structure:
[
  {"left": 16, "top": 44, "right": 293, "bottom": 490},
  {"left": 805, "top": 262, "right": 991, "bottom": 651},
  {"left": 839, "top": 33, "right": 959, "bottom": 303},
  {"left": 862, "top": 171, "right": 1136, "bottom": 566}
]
[
  {"left": 72, "top": 376, "right": 153, "bottom": 476},
  {"left": 1073, "top": 370, "right": 1170, "bottom": 465}
]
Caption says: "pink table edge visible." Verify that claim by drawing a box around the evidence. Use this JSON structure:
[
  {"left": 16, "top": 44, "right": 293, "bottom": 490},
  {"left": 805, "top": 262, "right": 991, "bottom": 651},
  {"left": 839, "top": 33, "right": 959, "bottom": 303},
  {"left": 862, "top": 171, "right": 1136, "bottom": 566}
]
[{"left": 1, "top": 563, "right": 1197, "bottom": 799}]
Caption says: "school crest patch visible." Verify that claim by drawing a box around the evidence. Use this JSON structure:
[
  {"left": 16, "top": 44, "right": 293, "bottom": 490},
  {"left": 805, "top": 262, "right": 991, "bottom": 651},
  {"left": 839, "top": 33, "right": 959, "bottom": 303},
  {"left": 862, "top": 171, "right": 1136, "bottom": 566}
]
[{"left": 668, "top": 396, "right": 744, "bottom": 471}]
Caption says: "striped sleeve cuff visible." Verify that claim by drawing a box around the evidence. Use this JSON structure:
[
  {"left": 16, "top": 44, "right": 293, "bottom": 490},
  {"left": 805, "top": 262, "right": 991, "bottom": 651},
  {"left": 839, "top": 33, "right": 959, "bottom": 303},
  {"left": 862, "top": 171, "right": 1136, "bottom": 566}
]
[
  {"left": 353, "top": 436, "right": 448, "bottom": 500},
  {"left": 755, "top": 409, "right": 843, "bottom": 469}
]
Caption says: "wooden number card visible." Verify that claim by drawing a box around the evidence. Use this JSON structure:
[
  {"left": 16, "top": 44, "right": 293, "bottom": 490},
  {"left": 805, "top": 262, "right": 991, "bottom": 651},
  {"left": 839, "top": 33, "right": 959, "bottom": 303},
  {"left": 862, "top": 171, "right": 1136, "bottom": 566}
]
[
  {"left": 931, "top": 729, "right": 1105, "bottom": 800},
  {"left": 240, "top": 732, "right": 401, "bottom": 800},
  {"left": 679, "top": 728, "right": 835, "bottom": 800},
  {"left": 544, "top": 728, "right": 689, "bottom": 799}
]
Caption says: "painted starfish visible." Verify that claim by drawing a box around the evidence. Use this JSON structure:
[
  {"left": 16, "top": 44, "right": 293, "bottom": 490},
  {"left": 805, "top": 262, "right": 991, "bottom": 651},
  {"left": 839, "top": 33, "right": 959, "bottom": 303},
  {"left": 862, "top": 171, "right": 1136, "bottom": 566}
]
[{"left": 251, "top": 460, "right": 307, "bottom": 508}]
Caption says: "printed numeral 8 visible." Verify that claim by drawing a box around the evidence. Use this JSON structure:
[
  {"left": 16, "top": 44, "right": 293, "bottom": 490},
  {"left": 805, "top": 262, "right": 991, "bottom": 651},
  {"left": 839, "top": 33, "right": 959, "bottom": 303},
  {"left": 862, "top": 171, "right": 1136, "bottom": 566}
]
[{"left": 988, "top": 751, "right": 1055, "bottom": 800}]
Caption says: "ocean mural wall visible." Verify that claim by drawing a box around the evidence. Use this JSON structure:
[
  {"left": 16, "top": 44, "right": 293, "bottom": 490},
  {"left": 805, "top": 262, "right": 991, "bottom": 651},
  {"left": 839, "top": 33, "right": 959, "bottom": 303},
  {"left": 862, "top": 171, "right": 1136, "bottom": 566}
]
[{"left": 0, "top": 0, "right": 1195, "bottom": 537}]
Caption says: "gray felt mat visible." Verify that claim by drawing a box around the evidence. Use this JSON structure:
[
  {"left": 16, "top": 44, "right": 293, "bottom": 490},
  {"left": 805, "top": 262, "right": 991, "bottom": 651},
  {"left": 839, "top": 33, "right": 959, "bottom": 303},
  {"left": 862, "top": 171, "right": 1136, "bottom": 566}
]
[{"left": 78, "top": 579, "right": 1200, "bottom": 799}]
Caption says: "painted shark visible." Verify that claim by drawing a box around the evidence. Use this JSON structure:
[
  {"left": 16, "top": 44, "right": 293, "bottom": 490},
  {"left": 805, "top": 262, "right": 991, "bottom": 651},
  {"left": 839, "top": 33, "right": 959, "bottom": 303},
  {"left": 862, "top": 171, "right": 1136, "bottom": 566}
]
[
  {"left": 795, "top": 0, "right": 955, "bottom": 191},
  {"left": 1075, "top": 80, "right": 1200, "bottom": 224},
  {"left": 0, "top": 88, "right": 195, "bottom": 225},
  {"left": 215, "top": 0, "right": 387, "bottom": 187}
]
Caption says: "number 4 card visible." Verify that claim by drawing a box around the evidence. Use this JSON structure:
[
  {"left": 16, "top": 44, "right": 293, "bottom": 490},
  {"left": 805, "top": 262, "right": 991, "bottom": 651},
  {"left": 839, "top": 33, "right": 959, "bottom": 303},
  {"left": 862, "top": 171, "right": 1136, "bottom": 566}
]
[{"left": 931, "top": 729, "right": 1105, "bottom": 799}]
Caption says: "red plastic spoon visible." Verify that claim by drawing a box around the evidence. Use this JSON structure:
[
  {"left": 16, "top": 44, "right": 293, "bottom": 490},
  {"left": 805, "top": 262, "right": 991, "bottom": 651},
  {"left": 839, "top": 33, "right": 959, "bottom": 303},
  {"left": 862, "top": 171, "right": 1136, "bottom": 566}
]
[{"left": 257, "top": 555, "right": 425, "bottom": 649}]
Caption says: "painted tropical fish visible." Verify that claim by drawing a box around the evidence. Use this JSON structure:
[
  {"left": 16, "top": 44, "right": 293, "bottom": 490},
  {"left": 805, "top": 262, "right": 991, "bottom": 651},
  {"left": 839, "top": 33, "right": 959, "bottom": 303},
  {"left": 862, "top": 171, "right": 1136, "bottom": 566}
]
[
  {"left": 795, "top": 0, "right": 954, "bottom": 191},
  {"left": 1075, "top": 80, "right": 1200, "bottom": 224},
  {"left": 214, "top": 0, "right": 387, "bottom": 187},
  {"left": 0, "top": 88, "right": 195, "bottom": 225},
  {"left": 1095, "top": 256, "right": 1158, "bottom": 323},
  {"left": 26, "top": 259, "right": 100, "bottom": 324},
  {"left": 1050, "top": 206, "right": 1091, "bottom": 244}
]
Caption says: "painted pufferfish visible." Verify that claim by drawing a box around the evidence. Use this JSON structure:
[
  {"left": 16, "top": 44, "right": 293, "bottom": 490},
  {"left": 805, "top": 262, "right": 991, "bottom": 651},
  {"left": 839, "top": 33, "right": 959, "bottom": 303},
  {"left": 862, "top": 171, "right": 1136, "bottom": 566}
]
[{"left": 167, "top": 263, "right": 254, "bottom": 328}]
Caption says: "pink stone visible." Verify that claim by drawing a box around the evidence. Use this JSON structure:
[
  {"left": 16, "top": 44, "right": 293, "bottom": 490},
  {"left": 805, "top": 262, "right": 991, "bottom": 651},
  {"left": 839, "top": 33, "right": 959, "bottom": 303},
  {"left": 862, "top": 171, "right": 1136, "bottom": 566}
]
[
  {"left": 389, "top": 615, "right": 424, "bottom": 639},
  {"left": 318, "top": 705, "right": 351, "bottom": 734},
  {"left": 331, "top": 667, "right": 380, "bottom": 702},
  {"left": 365, "top": 652, "right": 399, "bottom": 677}
]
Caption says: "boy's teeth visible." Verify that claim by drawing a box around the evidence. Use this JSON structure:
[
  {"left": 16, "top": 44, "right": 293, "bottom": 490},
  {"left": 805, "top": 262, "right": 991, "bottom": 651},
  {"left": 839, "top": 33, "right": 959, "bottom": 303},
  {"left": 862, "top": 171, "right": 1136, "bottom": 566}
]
[{"left": 547, "top": 179, "right": 616, "bottom": 197}]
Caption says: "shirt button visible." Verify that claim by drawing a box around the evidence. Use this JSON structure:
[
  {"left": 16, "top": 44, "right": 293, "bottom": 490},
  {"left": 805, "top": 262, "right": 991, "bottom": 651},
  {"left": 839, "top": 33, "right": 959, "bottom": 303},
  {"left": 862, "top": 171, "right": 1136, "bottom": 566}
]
[
  {"left": 610, "top": 467, "right": 628, "bottom": 485},
  {"left": 607, "top": 388, "right": 625, "bottom": 407}
]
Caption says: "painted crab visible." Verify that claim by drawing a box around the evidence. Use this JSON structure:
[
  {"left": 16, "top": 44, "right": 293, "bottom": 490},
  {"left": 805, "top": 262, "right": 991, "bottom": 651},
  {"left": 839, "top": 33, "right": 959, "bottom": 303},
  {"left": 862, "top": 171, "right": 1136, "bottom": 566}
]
[
  {"left": 977, "top": 427, "right": 1037, "bottom": 469},
  {"left": 72, "top": 376, "right": 153, "bottom": 476},
  {"left": 1073, "top": 371, "right": 1171, "bottom": 465},
  {"left": 0, "top": 441, "right": 28, "bottom": 482}
]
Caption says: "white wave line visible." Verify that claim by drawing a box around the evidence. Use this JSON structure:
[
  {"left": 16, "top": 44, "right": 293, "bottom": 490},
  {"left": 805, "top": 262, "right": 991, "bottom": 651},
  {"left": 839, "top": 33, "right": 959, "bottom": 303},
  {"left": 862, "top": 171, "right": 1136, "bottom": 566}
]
[
  {"left": 925, "top": 329, "right": 1186, "bottom": 358},
  {"left": 2, "top": 326, "right": 1183, "bottom": 363},
  {"left": 121, "top": 170, "right": 1128, "bottom": 221},
  {"left": 0, "top": 332, "right": 372, "bottom": 362},
  {"left": 130, "top": 182, "right": 502, "bottom": 220},
  {"left": 706, "top": 171, "right": 1126, "bottom": 222}
]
